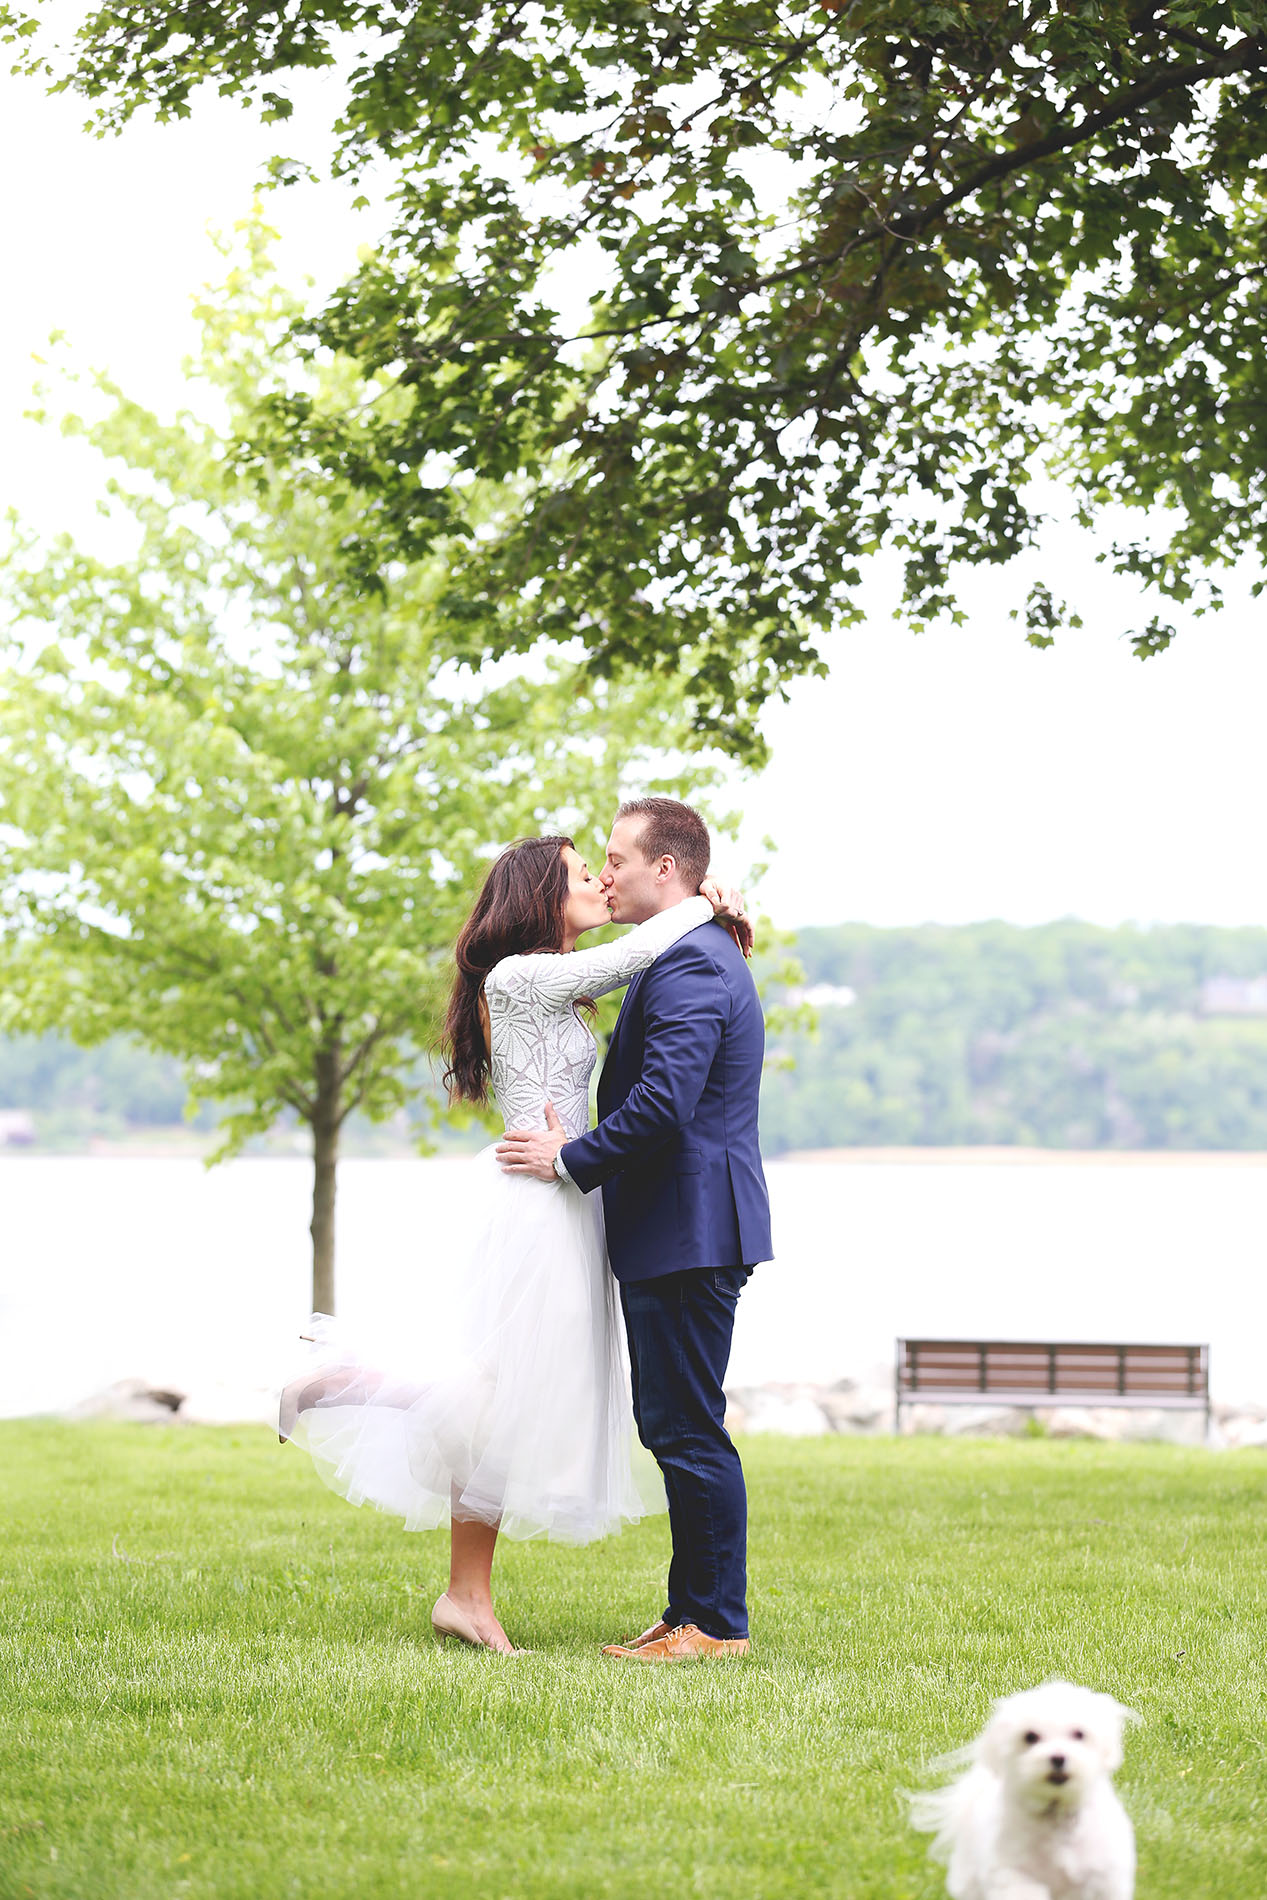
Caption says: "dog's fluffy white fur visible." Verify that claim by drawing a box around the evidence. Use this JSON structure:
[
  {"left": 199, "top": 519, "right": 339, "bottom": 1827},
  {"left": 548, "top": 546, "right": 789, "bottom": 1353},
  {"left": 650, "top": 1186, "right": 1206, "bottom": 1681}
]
[{"left": 910, "top": 1680, "right": 1136, "bottom": 1900}]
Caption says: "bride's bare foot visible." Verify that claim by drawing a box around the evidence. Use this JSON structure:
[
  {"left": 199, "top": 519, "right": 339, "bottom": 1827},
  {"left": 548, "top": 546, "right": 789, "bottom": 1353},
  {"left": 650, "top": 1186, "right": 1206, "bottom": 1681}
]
[{"left": 431, "top": 1591, "right": 521, "bottom": 1654}]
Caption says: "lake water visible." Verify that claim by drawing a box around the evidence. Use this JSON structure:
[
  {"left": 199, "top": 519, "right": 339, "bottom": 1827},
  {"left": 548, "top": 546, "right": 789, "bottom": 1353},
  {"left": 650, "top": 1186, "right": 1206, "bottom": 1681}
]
[{"left": 3, "top": 1154, "right": 1265, "bottom": 1418}]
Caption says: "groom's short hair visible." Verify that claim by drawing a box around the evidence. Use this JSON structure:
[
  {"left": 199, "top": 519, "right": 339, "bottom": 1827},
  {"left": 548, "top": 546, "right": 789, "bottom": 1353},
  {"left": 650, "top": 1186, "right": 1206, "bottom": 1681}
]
[{"left": 616, "top": 796, "right": 711, "bottom": 890}]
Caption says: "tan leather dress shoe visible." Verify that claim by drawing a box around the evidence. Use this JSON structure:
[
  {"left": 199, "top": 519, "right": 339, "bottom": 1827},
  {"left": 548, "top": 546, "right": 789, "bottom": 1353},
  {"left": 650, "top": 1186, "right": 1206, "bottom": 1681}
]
[
  {"left": 603, "top": 1618, "right": 672, "bottom": 1652},
  {"left": 602, "top": 1623, "right": 750, "bottom": 1663}
]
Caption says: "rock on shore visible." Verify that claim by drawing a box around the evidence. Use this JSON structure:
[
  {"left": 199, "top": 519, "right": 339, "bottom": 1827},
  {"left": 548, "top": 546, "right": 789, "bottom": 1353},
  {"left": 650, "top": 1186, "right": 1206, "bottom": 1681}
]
[{"left": 61, "top": 1378, "right": 278, "bottom": 1427}]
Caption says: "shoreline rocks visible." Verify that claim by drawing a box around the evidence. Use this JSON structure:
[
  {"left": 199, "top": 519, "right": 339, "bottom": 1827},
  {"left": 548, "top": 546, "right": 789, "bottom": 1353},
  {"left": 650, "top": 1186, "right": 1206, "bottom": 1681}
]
[
  {"left": 55, "top": 1374, "right": 1267, "bottom": 1448},
  {"left": 723, "top": 1378, "right": 1267, "bottom": 1448}
]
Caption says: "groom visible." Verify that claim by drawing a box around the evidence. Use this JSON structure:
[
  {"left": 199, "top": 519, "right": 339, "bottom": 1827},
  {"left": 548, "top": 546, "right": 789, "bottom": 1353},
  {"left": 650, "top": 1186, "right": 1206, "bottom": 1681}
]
[{"left": 496, "top": 796, "right": 772, "bottom": 1661}]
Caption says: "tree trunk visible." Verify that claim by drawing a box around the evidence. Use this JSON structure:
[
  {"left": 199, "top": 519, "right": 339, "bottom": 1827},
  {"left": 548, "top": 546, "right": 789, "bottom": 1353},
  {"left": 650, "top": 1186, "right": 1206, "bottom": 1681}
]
[{"left": 309, "top": 1054, "right": 341, "bottom": 1314}]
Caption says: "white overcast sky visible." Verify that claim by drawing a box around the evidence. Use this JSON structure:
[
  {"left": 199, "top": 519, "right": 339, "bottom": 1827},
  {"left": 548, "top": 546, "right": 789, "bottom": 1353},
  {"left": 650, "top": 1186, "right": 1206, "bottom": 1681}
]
[{"left": 1, "top": 36, "right": 1263, "bottom": 933}]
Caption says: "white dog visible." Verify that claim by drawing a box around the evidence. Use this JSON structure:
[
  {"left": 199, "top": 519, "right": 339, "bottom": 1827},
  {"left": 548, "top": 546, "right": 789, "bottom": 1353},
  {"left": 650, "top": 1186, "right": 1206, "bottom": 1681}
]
[{"left": 910, "top": 1680, "right": 1136, "bottom": 1900}]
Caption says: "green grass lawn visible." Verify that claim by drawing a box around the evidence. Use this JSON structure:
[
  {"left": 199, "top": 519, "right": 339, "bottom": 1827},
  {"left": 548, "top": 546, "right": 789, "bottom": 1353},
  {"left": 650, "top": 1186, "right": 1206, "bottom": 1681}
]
[{"left": 2, "top": 1424, "right": 1264, "bottom": 1900}]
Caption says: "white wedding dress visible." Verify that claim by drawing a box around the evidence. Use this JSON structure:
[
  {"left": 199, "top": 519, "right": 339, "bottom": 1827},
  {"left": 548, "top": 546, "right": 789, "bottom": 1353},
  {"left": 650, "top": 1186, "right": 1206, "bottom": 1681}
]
[{"left": 285, "top": 895, "right": 715, "bottom": 1543}]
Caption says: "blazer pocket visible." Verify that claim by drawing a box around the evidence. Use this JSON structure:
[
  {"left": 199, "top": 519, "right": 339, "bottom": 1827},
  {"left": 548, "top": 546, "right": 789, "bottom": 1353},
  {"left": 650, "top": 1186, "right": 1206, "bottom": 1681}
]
[{"left": 676, "top": 1148, "right": 703, "bottom": 1175}]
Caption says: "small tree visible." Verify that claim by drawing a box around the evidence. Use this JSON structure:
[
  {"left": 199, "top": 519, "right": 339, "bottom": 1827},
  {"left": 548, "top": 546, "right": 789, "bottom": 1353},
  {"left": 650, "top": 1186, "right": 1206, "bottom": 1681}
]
[{"left": 0, "top": 218, "right": 724, "bottom": 1312}]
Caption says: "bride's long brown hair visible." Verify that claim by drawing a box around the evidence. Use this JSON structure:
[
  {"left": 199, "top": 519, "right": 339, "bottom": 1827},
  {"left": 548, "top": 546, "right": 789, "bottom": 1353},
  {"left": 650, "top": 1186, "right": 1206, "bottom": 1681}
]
[{"left": 442, "top": 835, "right": 577, "bottom": 1105}]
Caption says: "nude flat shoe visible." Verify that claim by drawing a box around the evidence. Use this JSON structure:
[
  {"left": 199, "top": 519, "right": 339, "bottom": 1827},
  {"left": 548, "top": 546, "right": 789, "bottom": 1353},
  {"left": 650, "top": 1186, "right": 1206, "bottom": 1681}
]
[
  {"left": 277, "top": 1373, "right": 328, "bottom": 1443},
  {"left": 430, "top": 1593, "right": 526, "bottom": 1655},
  {"left": 277, "top": 1334, "right": 325, "bottom": 1442}
]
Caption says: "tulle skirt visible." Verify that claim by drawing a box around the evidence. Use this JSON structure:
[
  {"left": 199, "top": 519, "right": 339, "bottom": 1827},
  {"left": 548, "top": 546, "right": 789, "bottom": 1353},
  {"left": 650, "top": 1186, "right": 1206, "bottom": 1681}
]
[{"left": 283, "top": 1148, "right": 665, "bottom": 1543}]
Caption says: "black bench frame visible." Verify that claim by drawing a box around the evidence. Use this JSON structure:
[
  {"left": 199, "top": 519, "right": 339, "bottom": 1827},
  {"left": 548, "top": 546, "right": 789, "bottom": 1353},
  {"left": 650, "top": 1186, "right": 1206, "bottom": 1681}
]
[{"left": 895, "top": 1337, "right": 1211, "bottom": 1437}]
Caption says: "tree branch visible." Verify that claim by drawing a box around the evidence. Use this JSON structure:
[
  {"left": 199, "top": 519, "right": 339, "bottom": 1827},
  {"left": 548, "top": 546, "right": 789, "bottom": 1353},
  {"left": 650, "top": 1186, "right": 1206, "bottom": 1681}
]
[
  {"left": 753, "top": 34, "right": 1267, "bottom": 294},
  {"left": 897, "top": 37, "right": 1267, "bottom": 237}
]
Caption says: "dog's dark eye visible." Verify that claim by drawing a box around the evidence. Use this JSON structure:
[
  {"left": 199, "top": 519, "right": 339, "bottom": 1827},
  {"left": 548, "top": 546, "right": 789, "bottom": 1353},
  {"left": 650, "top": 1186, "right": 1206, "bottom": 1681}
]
[
  {"left": 1023, "top": 1730, "right": 1040, "bottom": 1745},
  {"left": 1071, "top": 1729, "right": 1085, "bottom": 1741}
]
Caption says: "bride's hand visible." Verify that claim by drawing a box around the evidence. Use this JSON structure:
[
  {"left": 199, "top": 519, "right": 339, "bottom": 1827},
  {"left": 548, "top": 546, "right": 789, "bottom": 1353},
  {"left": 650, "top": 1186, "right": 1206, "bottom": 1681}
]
[
  {"left": 699, "top": 879, "right": 755, "bottom": 959},
  {"left": 699, "top": 877, "right": 744, "bottom": 919}
]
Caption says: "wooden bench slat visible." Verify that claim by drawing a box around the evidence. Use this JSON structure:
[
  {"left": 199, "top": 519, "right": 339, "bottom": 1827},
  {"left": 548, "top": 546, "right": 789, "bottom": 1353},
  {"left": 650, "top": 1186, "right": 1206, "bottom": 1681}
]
[
  {"left": 900, "top": 1341, "right": 1206, "bottom": 1358},
  {"left": 896, "top": 1337, "right": 1209, "bottom": 1424},
  {"left": 899, "top": 1389, "right": 1205, "bottom": 1410}
]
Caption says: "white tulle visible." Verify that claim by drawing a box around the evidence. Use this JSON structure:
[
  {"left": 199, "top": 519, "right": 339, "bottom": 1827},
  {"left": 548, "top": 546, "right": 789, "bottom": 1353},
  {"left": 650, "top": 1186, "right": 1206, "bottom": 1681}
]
[{"left": 284, "top": 897, "right": 714, "bottom": 1543}]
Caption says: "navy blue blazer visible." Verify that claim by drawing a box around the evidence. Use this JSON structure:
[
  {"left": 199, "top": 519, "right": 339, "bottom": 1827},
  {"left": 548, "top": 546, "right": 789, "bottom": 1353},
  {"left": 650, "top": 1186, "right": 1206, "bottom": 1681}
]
[{"left": 560, "top": 918, "right": 773, "bottom": 1283}]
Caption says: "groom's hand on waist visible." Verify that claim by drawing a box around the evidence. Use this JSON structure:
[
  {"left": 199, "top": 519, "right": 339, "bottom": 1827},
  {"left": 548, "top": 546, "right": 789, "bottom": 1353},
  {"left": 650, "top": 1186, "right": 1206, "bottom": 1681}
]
[{"left": 496, "top": 1101, "right": 569, "bottom": 1183}]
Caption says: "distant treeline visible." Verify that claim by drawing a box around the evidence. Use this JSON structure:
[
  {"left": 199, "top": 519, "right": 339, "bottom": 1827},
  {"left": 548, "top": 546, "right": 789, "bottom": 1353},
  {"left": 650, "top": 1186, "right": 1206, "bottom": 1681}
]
[
  {"left": 759, "top": 921, "right": 1267, "bottom": 1154},
  {"left": 5, "top": 921, "right": 1267, "bottom": 1153},
  {"left": 0, "top": 1036, "right": 216, "bottom": 1144},
  {"left": 0, "top": 1035, "right": 461, "bottom": 1154}
]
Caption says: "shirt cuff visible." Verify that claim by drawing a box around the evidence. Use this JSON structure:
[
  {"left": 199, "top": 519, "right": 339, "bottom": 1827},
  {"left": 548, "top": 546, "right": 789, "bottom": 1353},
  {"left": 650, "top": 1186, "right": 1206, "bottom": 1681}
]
[{"left": 553, "top": 1149, "right": 574, "bottom": 1185}]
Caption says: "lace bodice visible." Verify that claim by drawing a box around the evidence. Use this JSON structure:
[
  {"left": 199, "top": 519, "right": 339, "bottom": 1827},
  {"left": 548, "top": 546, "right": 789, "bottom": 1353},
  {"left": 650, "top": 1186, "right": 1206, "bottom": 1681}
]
[{"left": 483, "top": 896, "right": 713, "bottom": 1137}]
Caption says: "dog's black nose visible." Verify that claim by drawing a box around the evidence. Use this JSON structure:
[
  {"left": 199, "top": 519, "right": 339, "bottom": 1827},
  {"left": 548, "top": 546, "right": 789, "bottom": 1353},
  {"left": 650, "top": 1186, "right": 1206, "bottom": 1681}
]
[{"left": 1049, "top": 1755, "right": 1066, "bottom": 1770}]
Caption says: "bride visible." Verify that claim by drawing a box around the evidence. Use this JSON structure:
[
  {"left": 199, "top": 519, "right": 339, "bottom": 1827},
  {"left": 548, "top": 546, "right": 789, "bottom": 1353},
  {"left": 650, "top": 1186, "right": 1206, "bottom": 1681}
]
[{"left": 279, "top": 833, "right": 747, "bottom": 1653}]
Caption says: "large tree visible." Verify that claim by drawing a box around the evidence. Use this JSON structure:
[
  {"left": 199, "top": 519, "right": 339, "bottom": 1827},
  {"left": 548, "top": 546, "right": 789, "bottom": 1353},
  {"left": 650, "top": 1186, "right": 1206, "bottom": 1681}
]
[
  {"left": 0, "top": 220, "right": 725, "bottom": 1311},
  {"left": 6, "top": 2, "right": 1265, "bottom": 759}
]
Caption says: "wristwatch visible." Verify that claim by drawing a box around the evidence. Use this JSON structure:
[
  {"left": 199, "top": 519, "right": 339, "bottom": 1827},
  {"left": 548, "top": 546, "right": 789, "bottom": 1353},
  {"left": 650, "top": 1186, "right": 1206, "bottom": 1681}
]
[{"left": 553, "top": 1150, "right": 573, "bottom": 1185}]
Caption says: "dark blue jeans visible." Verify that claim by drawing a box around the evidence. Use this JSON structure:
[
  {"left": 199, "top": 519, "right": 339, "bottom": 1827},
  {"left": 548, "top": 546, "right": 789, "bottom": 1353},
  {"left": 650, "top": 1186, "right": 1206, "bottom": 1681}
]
[{"left": 620, "top": 1266, "right": 750, "bottom": 1641}]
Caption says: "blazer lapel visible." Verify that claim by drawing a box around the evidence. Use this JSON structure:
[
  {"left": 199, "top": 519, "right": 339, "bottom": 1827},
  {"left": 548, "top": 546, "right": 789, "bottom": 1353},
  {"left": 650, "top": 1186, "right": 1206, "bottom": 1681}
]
[
  {"left": 621, "top": 967, "right": 646, "bottom": 1002},
  {"left": 607, "top": 965, "right": 645, "bottom": 1056},
  {"left": 599, "top": 968, "right": 644, "bottom": 1107}
]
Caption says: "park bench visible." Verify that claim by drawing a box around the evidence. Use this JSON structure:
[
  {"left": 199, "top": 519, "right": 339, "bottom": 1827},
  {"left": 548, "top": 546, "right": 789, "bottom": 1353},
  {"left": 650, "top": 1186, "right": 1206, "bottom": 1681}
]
[{"left": 895, "top": 1338, "right": 1210, "bottom": 1436}]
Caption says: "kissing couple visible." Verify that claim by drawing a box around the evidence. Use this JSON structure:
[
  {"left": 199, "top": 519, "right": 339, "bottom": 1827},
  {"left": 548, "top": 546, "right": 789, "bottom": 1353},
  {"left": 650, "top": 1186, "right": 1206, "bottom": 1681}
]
[{"left": 280, "top": 796, "right": 772, "bottom": 1659}]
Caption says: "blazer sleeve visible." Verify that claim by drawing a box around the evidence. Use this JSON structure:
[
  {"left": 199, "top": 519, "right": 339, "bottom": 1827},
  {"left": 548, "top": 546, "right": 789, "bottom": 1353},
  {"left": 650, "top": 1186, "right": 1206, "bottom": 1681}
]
[
  {"left": 484, "top": 896, "right": 713, "bottom": 1008},
  {"left": 560, "top": 940, "right": 728, "bottom": 1192}
]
